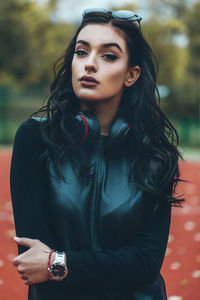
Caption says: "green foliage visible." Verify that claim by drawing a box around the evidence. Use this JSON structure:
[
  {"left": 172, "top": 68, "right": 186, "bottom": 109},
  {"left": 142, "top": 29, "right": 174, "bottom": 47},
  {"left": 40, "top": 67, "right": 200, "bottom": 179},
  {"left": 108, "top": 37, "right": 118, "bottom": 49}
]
[
  {"left": 185, "top": 0, "right": 200, "bottom": 77},
  {"left": 110, "top": 3, "right": 138, "bottom": 12},
  {"left": 142, "top": 19, "right": 188, "bottom": 88},
  {"left": 150, "top": 0, "right": 193, "bottom": 18},
  {"left": 0, "top": 0, "right": 76, "bottom": 86},
  {"left": 142, "top": 0, "right": 199, "bottom": 123}
]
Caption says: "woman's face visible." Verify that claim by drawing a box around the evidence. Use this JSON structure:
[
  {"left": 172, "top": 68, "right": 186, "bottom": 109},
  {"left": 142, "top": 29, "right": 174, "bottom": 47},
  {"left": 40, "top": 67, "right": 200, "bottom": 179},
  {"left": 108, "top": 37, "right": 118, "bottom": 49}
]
[{"left": 71, "top": 23, "right": 138, "bottom": 106}]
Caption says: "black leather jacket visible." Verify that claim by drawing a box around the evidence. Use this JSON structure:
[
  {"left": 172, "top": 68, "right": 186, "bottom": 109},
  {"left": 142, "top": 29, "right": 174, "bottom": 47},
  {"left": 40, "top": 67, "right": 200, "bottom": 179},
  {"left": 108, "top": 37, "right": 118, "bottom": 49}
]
[{"left": 11, "top": 118, "right": 171, "bottom": 300}]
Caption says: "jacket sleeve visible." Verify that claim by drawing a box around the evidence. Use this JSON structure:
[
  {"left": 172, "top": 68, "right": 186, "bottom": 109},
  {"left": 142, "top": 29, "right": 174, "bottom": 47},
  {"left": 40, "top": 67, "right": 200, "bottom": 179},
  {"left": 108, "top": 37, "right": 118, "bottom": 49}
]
[
  {"left": 10, "top": 119, "right": 54, "bottom": 255},
  {"left": 64, "top": 191, "right": 171, "bottom": 289}
]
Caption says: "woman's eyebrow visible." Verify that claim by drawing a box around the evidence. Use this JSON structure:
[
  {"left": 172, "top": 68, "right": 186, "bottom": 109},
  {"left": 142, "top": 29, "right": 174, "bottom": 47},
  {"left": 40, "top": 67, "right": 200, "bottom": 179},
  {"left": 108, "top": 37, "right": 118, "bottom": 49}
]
[{"left": 76, "top": 40, "right": 123, "bottom": 53}]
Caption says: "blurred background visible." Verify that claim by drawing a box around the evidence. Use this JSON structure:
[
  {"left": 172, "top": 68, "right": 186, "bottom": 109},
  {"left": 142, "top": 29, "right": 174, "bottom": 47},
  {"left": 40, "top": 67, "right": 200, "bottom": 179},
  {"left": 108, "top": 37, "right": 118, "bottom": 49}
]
[{"left": 0, "top": 1, "right": 199, "bottom": 300}]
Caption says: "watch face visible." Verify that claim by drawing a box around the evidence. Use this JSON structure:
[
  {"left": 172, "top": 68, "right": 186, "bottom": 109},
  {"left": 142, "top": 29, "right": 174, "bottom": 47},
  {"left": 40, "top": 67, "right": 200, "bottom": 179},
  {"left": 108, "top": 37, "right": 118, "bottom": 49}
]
[{"left": 51, "top": 263, "right": 66, "bottom": 278}]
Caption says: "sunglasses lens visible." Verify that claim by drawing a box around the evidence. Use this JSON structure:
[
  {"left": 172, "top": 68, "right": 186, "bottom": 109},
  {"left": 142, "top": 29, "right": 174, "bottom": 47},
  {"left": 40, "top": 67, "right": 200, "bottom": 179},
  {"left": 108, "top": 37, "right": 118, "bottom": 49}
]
[
  {"left": 112, "top": 10, "right": 142, "bottom": 22},
  {"left": 83, "top": 8, "right": 107, "bottom": 16},
  {"left": 112, "top": 10, "right": 135, "bottom": 19}
]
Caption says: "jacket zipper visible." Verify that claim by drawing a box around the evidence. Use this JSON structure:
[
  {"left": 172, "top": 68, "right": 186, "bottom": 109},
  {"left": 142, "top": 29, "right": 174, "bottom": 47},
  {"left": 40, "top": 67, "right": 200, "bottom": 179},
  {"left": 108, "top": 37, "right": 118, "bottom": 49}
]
[{"left": 92, "top": 137, "right": 103, "bottom": 248}]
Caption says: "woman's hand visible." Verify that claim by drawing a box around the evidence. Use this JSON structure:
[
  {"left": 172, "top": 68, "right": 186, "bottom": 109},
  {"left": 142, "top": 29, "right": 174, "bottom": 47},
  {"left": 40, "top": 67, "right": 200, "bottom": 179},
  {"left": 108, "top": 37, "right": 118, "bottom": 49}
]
[{"left": 12, "top": 237, "right": 55, "bottom": 286}]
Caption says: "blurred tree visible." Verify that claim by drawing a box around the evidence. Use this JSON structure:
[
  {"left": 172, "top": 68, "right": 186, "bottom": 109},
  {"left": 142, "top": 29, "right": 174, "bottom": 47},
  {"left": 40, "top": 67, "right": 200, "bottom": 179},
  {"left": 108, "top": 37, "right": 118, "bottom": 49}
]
[
  {"left": 0, "top": 0, "right": 34, "bottom": 81},
  {"left": 0, "top": 0, "right": 76, "bottom": 85},
  {"left": 47, "top": 0, "right": 58, "bottom": 11},
  {"left": 183, "top": 0, "right": 200, "bottom": 126},
  {"left": 150, "top": 0, "right": 194, "bottom": 19},
  {"left": 185, "top": 0, "right": 200, "bottom": 78},
  {"left": 110, "top": 3, "right": 138, "bottom": 11},
  {"left": 143, "top": 0, "right": 199, "bottom": 120},
  {"left": 142, "top": 19, "right": 187, "bottom": 89}
]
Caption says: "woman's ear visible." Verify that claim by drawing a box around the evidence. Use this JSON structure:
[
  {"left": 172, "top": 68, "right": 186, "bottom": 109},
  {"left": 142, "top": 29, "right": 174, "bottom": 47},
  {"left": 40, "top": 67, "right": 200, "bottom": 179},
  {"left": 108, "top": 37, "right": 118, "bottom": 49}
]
[{"left": 124, "top": 65, "right": 141, "bottom": 87}]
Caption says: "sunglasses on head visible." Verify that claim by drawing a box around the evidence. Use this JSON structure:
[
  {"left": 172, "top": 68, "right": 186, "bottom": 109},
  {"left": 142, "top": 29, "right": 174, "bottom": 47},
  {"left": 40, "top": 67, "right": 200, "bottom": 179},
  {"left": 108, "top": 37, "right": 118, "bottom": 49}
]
[{"left": 82, "top": 8, "right": 142, "bottom": 29}]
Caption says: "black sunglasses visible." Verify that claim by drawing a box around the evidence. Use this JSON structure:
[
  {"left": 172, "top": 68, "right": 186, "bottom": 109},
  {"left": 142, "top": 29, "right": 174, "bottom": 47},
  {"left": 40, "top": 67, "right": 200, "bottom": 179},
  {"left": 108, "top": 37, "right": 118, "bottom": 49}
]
[{"left": 82, "top": 8, "right": 142, "bottom": 29}]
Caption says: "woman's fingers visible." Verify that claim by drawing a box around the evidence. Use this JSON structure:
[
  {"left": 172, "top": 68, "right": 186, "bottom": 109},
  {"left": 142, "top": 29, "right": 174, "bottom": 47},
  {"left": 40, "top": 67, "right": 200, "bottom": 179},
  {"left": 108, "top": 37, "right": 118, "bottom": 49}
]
[
  {"left": 12, "top": 253, "right": 25, "bottom": 266},
  {"left": 13, "top": 237, "right": 35, "bottom": 248},
  {"left": 20, "top": 274, "right": 28, "bottom": 280},
  {"left": 17, "top": 265, "right": 24, "bottom": 274},
  {"left": 12, "top": 237, "right": 36, "bottom": 266}
]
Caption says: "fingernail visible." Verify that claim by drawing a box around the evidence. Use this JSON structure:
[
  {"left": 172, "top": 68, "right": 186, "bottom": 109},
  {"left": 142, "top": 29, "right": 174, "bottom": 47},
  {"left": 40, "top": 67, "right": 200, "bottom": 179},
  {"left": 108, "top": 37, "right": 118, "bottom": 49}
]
[{"left": 14, "top": 237, "right": 20, "bottom": 242}]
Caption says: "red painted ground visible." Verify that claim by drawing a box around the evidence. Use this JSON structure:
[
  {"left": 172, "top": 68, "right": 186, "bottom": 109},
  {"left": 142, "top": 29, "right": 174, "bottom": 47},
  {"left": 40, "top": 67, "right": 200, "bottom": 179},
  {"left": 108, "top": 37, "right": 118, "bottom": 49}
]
[{"left": 0, "top": 151, "right": 199, "bottom": 300}]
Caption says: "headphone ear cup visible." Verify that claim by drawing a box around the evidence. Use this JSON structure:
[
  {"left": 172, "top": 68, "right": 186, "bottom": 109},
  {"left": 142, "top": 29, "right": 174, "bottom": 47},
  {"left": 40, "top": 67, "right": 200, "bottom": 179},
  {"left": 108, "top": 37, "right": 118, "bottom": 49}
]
[
  {"left": 72, "top": 110, "right": 100, "bottom": 143},
  {"left": 109, "top": 118, "right": 133, "bottom": 145}
]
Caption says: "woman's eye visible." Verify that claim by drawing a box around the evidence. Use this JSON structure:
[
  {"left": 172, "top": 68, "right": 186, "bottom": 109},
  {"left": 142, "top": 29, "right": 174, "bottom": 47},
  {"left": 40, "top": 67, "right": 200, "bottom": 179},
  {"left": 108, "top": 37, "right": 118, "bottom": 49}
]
[
  {"left": 74, "top": 49, "right": 87, "bottom": 56},
  {"left": 103, "top": 54, "right": 118, "bottom": 61},
  {"left": 74, "top": 50, "right": 118, "bottom": 61}
]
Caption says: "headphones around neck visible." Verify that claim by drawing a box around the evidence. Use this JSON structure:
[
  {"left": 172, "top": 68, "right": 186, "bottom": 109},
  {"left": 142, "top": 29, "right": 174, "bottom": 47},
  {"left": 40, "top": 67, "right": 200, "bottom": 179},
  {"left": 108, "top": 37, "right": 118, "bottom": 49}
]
[{"left": 71, "top": 110, "right": 133, "bottom": 146}]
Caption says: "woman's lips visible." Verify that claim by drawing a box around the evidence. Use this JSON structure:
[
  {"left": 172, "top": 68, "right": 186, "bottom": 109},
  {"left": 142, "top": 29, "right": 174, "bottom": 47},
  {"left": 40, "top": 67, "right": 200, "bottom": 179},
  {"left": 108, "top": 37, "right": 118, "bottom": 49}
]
[{"left": 80, "top": 80, "right": 99, "bottom": 86}]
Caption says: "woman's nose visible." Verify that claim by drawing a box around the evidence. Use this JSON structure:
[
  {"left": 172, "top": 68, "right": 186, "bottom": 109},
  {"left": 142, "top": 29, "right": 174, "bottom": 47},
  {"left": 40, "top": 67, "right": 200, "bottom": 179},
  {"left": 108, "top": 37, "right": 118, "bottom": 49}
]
[
  {"left": 85, "top": 56, "right": 97, "bottom": 72},
  {"left": 85, "top": 64, "right": 97, "bottom": 72}
]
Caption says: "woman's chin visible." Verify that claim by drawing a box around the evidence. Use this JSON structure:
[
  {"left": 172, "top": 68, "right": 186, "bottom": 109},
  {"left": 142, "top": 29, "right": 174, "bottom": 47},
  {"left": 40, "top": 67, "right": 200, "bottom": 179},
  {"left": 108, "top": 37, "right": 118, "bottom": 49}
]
[{"left": 78, "top": 95, "right": 104, "bottom": 103}]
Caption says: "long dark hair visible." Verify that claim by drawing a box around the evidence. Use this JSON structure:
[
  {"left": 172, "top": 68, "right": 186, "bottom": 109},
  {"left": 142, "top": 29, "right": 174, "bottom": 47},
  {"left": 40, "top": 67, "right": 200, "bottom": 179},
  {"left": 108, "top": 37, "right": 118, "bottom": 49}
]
[{"left": 31, "top": 11, "right": 185, "bottom": 207}]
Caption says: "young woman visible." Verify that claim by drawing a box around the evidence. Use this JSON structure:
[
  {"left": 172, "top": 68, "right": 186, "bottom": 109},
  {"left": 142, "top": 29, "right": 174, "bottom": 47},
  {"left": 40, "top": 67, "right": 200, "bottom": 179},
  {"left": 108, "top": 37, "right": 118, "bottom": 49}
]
[{"left": 11, "top": 8, "right": 184, "bottom": 300}]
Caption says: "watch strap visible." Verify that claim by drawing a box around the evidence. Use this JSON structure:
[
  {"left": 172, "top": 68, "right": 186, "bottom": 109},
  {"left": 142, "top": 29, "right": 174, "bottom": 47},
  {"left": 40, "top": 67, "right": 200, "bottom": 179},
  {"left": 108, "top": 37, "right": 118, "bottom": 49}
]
[
  {"left": 49, "top": 250, "right": 68, "bottom": 281},
  {"left": 54, "top": 251, "right": 65, "bottom": 263}
]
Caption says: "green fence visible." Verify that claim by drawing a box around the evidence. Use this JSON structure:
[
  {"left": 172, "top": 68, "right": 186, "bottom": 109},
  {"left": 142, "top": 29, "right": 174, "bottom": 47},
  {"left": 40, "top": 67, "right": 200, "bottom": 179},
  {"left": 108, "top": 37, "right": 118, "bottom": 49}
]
[
  {"left": 172, "top": 118, "right": 200, "bottom": 149},
  {"left": 0, "top": 84, "right": 47, "bottom": 145}
]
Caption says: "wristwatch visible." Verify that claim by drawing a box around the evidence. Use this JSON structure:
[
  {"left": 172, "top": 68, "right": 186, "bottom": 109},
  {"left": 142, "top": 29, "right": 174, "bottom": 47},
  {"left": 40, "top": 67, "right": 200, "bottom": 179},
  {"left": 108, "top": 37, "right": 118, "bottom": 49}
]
[{"left": 49, "top": 251, "right": 68, "bottom": 281}]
